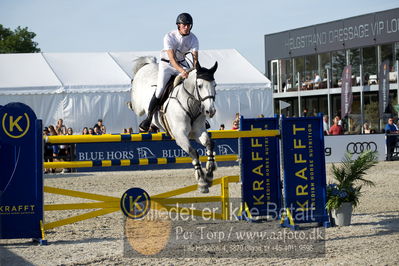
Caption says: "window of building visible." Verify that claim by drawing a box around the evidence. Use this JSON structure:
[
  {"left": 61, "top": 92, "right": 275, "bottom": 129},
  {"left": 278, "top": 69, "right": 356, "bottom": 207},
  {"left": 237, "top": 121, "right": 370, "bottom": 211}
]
[
  {"left": 270, "top": 60, "right": 278, "bottom": 92},
  {"left": 381, "top": 43, "right": 393, "bottom": 66},
  {"left": 381, "top": 42, "right": 398, "bottom": 84},
  {"left": 305, "top": 54, "right": 318, "bottom": 89},
  {"left": 347, "top": 93, "right": 361, "bottom": 134},
  {"left": 281, "top": 58, "right": 293, "bottom": 91},
  {"left": 319, "top": 52, "right": 331, "bottom": 88},
  {"left": 331, "top": 50, "right": 346, "bottom": 88},
  {"left": 293, "top": 56, "right": 305, "bottom": 90},
  {"left": 301, "top": 95, "right": 328, "bottom": 117},
  {"left": 331, "top": 94, "right": 341, "bottom": 118},
  {"left": 363, "top": 92, "right": 380, "bottom": 132},
  {"left": 348, "top": 48, "right": 361, "bottom": 86},
  {"left": 362, "top": 46, "right": 377, "bottom": 85}
]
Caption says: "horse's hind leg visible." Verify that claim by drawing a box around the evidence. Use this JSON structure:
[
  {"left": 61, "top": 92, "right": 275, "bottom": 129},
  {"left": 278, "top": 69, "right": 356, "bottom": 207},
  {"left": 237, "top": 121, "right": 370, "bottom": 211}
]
[
  {"left": 175, "top": 136, "right": 209, "bottom": 193},
  {"left": 197, "top": 132, "right": 217, "bottom": 188}
]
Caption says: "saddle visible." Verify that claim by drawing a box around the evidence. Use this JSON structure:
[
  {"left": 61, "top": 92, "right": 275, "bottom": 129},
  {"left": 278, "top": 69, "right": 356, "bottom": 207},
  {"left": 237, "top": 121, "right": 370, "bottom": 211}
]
[
  {"left": 150, "top": 75, "right": 184, "bottom": 134},
  {"left": 158, "top": 75, "right": 184, "bottom": 107}
]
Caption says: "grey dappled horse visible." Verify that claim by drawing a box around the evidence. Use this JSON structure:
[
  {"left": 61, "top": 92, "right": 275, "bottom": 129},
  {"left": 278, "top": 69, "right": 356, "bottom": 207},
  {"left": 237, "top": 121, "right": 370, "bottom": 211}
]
[{"left": 129, "top": 57, "right": 218, "bottom": 193}]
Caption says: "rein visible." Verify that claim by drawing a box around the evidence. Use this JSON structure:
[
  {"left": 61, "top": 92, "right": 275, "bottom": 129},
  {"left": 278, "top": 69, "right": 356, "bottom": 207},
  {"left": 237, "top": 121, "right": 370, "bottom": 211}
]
[{"left": 166, "top": 72, "right": 215, "bottom": 124}]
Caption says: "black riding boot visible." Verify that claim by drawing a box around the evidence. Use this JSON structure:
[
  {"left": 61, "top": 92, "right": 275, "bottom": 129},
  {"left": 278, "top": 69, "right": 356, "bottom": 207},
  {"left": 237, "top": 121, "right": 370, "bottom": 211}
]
[{"left": 139, "top": 94, "right": 159, "bottom": 132}]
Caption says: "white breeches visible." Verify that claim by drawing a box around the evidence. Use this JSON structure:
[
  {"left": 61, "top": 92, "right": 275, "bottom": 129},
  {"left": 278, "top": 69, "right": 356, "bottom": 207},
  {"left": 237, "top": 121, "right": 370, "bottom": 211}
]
[{"left": 155, "top": 61, "right": 189, "bottom": 99}]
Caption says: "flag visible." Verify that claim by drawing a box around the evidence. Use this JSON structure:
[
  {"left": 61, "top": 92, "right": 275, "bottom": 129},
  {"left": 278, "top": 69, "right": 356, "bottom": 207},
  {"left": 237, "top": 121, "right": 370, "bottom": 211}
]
[
  {"left": 279, "top": 100, "right": 291, "bottom": 110},
  {"left": 379, "top": 60, "right": 390, "bottom": 117},
  {"left": 340, "top": 65, "right": 352, "bottom": 118}
]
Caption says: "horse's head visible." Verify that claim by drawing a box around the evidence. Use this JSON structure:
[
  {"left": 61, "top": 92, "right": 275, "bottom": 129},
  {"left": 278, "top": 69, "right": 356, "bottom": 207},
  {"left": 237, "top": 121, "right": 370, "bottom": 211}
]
[{"left": 194, "top": 61, "right": 218, "bottom": 118}]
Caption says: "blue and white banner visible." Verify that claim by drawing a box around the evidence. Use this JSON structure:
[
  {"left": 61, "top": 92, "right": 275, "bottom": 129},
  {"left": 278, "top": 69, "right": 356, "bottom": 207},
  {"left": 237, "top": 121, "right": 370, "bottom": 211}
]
[
  {"left": 324, "top": 134, "right": 386, "bottom": 162},
  {"left": 75, "top": 137, "right": 238, "bottom": 171}
]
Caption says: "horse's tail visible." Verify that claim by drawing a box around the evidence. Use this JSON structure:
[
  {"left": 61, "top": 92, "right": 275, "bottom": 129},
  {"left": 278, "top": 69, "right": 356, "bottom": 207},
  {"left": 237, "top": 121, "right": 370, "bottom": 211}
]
[
  {"left": 132, "top": 56, "right": 157, "bottom": 76},
  {"left": 130, "top": 56, "right": 158, "bottom": 116}
]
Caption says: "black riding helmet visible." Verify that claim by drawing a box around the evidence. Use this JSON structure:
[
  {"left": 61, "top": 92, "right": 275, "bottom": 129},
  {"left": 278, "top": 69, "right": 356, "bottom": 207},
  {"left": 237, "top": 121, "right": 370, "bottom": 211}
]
[{"left": 176, "top": 13, "right": 193, "bottom": 29}]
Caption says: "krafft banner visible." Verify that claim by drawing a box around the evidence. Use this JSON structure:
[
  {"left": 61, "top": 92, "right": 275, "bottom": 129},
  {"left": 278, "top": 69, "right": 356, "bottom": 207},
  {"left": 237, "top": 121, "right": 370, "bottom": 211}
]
[
  {"left": 379, "top": 59, "right": 390, "bottom": 117},
  {"left": 0, "top": 102, "right": 43, "bottom": 240},
  {"left": 281, "top": 116, "right": 329, "bottom": 225},
  {"left": 341, "top": 65, "right": 353, "bottom": 118},
  {"left": 240, "top": 117, "right": 281, "bottom": 218}
]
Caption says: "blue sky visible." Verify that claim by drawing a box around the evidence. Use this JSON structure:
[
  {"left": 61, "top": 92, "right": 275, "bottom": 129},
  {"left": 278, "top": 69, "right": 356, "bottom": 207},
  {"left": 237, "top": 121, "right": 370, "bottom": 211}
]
[{"left": 1, "top": 0, "right": 398, "bottom": 73}]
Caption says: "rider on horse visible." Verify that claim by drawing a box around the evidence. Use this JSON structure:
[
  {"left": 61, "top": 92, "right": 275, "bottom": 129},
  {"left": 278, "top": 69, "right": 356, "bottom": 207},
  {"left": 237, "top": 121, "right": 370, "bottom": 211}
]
[{"left": 139, "top": 13, "right": 199, "bottom": 132}]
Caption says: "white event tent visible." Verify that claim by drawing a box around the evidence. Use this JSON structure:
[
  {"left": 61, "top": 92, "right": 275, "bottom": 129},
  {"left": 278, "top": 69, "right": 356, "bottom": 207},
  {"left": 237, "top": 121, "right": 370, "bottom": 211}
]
[{"left": 0, "top": 49, "right": 272, "bottom": 133}]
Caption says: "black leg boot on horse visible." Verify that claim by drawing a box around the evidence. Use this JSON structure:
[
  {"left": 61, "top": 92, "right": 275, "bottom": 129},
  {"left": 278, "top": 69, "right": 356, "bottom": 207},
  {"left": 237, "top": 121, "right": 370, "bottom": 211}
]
[{"left": 139, "top": 94, "right": 159, "bottom": 132}]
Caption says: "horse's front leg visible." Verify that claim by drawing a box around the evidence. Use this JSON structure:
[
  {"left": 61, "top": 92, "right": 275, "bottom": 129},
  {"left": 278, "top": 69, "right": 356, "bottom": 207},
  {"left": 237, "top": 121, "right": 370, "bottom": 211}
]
[
  {"left": 174, "top": 135, "right": 209, "bottom": 193},
  {"left": 196, "top": 131, "right": 217, "bottom": 188}
]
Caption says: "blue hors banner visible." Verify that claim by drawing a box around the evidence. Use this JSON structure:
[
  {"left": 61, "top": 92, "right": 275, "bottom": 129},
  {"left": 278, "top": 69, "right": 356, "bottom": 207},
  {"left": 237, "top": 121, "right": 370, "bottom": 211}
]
[
  {"left": 240, "top": 117, "right": 281, "bottom": 218},
  {"left": 281, "top": 116, "right": 329, "bottom": 225},
  {"left": 0, "top": 102, "right": 43, "bottom": 239},
  {"left": 75, "top": 138, "right": 238, "bottom": 171}
]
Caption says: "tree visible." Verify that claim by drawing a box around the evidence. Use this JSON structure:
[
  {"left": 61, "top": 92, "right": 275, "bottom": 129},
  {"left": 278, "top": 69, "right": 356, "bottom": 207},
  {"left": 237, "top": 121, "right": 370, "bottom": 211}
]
[{"left": 0, "top": 25, "right": 40, "bottom": 53}]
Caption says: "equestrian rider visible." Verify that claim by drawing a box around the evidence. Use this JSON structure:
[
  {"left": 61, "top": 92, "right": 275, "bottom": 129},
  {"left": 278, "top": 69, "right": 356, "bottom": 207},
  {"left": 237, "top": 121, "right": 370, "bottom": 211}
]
[{"left": 139, "top": 12, "right": 199, "bottom": 132}]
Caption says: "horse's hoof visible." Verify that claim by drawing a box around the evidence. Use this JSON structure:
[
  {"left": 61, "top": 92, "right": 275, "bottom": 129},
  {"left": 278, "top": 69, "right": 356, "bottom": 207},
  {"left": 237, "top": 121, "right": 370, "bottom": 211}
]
[{"left": 199, "top": 185, "right": 209, "bottom": 193}]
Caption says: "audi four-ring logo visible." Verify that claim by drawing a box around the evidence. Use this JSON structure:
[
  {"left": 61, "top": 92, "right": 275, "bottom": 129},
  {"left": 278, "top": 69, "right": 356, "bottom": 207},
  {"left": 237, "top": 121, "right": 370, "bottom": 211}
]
[{"left": 346, "top": 142, "right": 378, "bottom": 154}]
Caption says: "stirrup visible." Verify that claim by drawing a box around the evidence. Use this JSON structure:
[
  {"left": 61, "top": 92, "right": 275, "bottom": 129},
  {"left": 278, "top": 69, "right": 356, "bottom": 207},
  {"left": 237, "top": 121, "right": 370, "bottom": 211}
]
[{"left": 139, "top": 119, "right": 151, "bottom": 132}]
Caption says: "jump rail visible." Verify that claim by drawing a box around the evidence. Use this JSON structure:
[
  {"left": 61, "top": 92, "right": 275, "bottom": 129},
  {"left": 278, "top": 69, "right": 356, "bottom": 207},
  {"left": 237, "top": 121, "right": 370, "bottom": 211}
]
[
  {"left": 44, "top": 154, "right": 238, "bottom": 169},
  {"left": 44, "top": 129, "right": 280, "bottom": 144}
]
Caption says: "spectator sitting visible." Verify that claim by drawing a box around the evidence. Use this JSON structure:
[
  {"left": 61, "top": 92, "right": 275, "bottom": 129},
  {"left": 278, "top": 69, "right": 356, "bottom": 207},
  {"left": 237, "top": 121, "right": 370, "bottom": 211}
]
[
  {"left": 58, "top": 126, "right": 68, "bottom": 161},
  {"left": 363, "top": 122, "right": 372, "bottom": 134},
  {"left": 63, "top": 127, "right": 75, "bottom": 173},
  {"left": 313, "top": 73, "right": 321, "bottom": 84},
  {"left": 67, "top": 127, "right": 73, "bottom": 135},
  {"left": 302, "top": 108, "right": 308, "bottom": 117},
  {"left": 101, "top": 125, "right": 106, "bottom": 134},
  {"left": 47, "top": 125, "right": 59, "bottom": 173},
  {"left": 56, "top": 119, "right": 67, "bottom": 135},
  {"left": 43, "top": 126, "right": 50, "bottom": 136},
  {"left": 232, "top": 120, "right": 239, "bottom": 130},
  {"left": 323, "top": 115, "right": 329, "bottom": 135},
  {"left": 43, "top": 127, "right": 51, "bottom": 174},
  {"left": 329, "top": 116, "right": 344, "bottom": 135},
  {"left": 82, "top": 127, "right": 89, "bottom": 135},
  {"left": 88, "top": 128, "right": 95, "bottom": 135},
  {"left": 94, "top": 119, "right": 106, "bottom": 133},
  {"left": 219, "top": 124, "right": 225, "bottom": 130},
  {"left": 93, "top": 126, "right": 102, "bottom": 135}
]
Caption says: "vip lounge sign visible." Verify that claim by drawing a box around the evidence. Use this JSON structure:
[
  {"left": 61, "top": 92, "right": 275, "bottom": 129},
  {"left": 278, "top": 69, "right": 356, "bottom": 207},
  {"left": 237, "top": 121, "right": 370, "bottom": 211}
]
[{"left": 341, "top": 65, "right": 353, "bottom": 118}]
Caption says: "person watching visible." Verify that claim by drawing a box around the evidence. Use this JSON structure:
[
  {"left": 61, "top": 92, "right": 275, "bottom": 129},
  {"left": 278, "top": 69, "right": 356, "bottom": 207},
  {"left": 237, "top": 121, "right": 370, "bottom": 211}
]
[
  {"left": 385, "top": 117, "right": 398, "bottom": 160},
  {"left": 82, "top": 127, "right": 89, "bottom": 135},
  {"left": 329, "top": 116, "right": 344, "bottom": 135},
  {"left": 385, "top": 117, "right": 398, "bottom": 134}
]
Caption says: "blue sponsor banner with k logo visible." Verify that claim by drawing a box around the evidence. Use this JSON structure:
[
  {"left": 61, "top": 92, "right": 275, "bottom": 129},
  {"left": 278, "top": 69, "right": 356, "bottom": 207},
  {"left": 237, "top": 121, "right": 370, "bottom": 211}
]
[{"left": 0, "top": 102, "right": 43, "bottom": 240}]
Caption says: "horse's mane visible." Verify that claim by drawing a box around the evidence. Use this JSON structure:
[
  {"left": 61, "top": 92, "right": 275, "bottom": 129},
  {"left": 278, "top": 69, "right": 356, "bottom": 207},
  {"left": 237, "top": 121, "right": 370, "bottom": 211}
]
[{"left": 132, "top": 56, "right": 157, "bottom": 76}]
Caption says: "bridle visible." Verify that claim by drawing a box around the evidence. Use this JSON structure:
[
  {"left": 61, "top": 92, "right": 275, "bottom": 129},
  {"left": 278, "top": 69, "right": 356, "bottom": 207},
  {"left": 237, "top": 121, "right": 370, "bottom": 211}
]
[{"left": 193, "top": 78, "right": 216, "bottom": 103}]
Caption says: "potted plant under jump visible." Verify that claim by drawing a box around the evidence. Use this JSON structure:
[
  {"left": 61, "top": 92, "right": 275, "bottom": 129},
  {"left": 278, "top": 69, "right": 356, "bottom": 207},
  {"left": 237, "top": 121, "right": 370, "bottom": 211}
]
[{"left": 326, "top": 150, "right": 378, "bottom": 226}]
